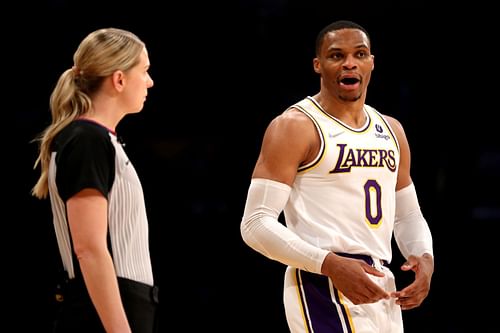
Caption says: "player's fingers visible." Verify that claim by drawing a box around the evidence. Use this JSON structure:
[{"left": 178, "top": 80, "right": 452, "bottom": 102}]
[
  {"left": 401, "top": 261, "right": 417, "bottom": 271},
  {"left": 364, "top": 280, "right": 390, "bottom": 300},
  {"left": 401, "top": 255, "right": 420, "bottom": 271},
  {"left": 396, "top": 296, "right": 421, "bottom": 310},
  {"left": 363, "top": 264, "right": 385, "bottom": 277}
]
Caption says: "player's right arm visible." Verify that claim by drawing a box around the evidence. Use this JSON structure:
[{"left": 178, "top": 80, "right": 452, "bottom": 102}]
[
  {"left": 251, "top": 108, "right": 317, "bottom": 185},
  {"left": 241, "top": 108, "right": 329, "bottom": 272}
]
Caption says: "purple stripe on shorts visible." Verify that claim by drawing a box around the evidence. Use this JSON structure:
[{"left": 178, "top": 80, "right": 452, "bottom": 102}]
[{"left": 298, "top": 269, "right": 353, "bottom": 333}]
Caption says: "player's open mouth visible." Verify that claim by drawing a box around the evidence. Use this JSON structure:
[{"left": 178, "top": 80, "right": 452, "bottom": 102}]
[{"left": 340, "top": 77, "right": 360, "bottom": 85}]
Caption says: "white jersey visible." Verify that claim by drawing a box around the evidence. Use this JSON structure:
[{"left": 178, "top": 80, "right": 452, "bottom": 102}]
[{"left": 283, "top": 96, "right": 400, "bottom": 262}]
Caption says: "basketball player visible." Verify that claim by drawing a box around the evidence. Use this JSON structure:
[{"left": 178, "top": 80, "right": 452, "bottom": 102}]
[{"left": 240, "top": 20, "right": 434, "bottom": 332}]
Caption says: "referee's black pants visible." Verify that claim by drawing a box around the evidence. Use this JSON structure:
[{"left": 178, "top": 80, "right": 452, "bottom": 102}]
[{"left": 52, "top": 276, "right": 159, "bottom": 333}]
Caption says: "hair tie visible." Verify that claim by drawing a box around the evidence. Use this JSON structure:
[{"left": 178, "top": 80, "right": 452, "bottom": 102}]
[{"left": 72, "top": 65, "right": 81, "bottom": 76}]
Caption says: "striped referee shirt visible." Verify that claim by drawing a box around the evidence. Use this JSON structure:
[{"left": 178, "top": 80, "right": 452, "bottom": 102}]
[{"left": 48, "top": 119, "right": 154, "bottom": 286}]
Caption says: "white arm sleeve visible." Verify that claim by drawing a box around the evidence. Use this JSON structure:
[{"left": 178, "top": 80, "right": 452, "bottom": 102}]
[
  {"left": 394, "top": 183, "right": 434, "bottom": 259},
  {"left": 240, "top": 178, "right": 330, "bottom": 274}
]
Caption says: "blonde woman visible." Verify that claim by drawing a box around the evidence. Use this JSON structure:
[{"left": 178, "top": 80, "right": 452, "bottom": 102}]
[{"left": 33, "top": 28, "right": 158, "bottom": 333}]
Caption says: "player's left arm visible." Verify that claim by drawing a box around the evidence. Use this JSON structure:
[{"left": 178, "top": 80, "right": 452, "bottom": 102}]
[{"left": 384, "top": 115, "right": 434, "bottom": 310}]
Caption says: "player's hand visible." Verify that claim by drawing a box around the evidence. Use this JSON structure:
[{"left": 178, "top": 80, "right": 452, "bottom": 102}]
[
  {"left": 391, "top": 253, "right": 434, "bottom": 310},
  {"left": 321, "top": 253, "right": 390, "bottom": 305}
]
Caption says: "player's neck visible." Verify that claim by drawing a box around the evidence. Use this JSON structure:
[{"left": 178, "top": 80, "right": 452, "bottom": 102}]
[{"left": 312, "top": 93, "right": 366, "bottom": 123}]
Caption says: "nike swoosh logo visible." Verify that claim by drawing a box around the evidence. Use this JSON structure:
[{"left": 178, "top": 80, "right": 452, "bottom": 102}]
[{"left": 329, "top": 131, "right": 344, "bottom": 138}]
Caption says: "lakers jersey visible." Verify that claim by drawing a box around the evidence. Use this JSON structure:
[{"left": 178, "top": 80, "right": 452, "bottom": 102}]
[{"left": 283, "top": 96, "right": 400, "bottom": 262}]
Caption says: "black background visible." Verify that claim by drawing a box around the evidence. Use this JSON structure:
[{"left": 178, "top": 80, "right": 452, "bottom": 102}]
[{"left": 11, "top": 1, "right": 499, "bottom": 332}]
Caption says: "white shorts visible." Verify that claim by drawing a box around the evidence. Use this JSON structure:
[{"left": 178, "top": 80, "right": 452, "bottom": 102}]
[{"left": 283, "top": 256, "right": 403, "bottom": 333}]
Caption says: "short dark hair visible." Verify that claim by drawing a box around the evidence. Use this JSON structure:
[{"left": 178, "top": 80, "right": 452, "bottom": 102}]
[{"left": 315, "top": 20, "right": 371, "bottom": 56}]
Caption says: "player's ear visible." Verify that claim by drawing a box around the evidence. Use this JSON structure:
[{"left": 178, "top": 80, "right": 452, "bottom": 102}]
[
  {"left": 313, "top": 57, "right": 321, "bottom": 73},
  {"left": 371, "top": 55, "right": 375, "bottom": 70}
]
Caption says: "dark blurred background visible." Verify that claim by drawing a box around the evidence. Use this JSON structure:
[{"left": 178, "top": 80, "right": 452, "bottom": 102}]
[{"left": 11, "top": 0, "right": 499, "bottom": 332}]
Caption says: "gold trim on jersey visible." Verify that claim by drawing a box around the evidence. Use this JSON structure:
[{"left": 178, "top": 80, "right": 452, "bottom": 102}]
[
  {"left": 307, "top": 96, "right": 372, "bottom": 133},
  {"left": 289, "top": 103, "right": 328, "bottom": 174}
]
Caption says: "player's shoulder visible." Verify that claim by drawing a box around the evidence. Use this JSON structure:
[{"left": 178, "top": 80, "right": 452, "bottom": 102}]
[
  {"left": 269, "top": 108, "right": 311, "bottom": 134},
  {"left": 266, "top": 100, "right": 317, "bottom": 137},
  {"left": 273, "top": 97, "right": 313, "bottom": 123}
]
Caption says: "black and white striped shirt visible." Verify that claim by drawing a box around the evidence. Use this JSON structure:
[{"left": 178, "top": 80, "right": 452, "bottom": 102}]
[{"left": 48, "top": 119, "right": 154, "bottom": 286}]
